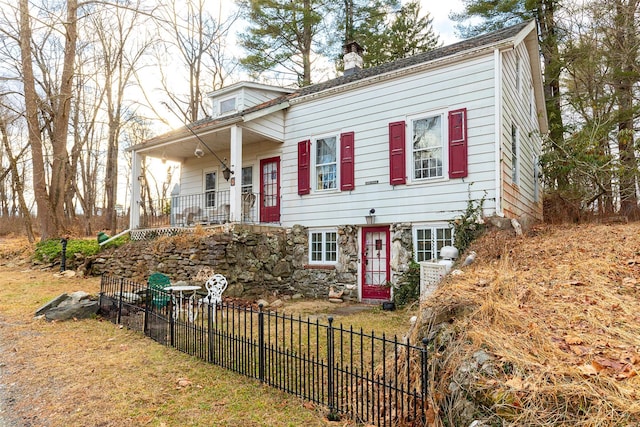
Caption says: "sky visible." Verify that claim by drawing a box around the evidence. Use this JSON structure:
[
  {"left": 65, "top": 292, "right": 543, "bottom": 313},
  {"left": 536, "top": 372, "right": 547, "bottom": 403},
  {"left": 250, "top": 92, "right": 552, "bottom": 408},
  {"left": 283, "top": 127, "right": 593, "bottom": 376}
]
[{"left": 423, "top": 0, "right": 465, "bottom": 44}]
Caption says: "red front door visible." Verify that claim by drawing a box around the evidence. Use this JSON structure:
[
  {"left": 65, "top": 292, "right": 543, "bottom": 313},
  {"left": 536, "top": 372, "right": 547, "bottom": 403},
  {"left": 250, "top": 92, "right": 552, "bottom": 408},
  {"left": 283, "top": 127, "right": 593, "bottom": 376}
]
[
  {"left": 361, "top": 226, "right": 391, "bottom": 301},
  {"left": 260, "top": 157, "right": 280, "bottom": 223}
]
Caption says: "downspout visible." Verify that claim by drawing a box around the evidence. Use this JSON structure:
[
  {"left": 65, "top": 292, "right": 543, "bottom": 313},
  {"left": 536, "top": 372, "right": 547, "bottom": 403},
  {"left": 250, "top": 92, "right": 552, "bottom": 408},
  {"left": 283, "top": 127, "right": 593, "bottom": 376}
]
[{"left": 494, "top": 48, "right": 504, "bottom": 217}]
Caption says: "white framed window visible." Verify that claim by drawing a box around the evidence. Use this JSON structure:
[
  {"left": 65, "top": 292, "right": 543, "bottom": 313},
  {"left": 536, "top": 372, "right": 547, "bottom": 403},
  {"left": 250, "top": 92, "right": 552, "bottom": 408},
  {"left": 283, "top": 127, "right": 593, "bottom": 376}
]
[
  {"left": 413, "top": 224, "right": 454, "bottom": 262},
  {"left": 511, "top": 123, "right": 520, "bottom": 185},
  {"left": 309, "top": 229, "right": 338, "bottom": 264},
  {"left": 204, "top": 170, "right": 217, "bottom": 208},
  {"left": 241, "top": 166, "right": 253, "bottom": 194},
  {"left": 314, "top": 135, "right": 338, "bottom": 191},
  {"left": 411, "top": 113, "right": 444, "bottom": 180},
  {"left": 218, "top": 96, "right": 237, "bottom": 116}
]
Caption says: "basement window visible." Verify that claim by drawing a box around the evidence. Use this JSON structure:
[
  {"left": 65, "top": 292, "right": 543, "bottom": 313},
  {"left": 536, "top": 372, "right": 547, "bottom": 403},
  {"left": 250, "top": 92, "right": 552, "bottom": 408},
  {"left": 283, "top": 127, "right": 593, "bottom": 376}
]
[{"left": 309, "top": 229, "right": 338, "bottom": 264}]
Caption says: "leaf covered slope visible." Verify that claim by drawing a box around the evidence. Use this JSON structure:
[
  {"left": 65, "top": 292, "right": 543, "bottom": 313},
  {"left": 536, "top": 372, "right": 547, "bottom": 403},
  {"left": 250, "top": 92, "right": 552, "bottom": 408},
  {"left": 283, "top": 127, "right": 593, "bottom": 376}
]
[{"left": 417, "top": 222, "right": 640, "bottom": 426}]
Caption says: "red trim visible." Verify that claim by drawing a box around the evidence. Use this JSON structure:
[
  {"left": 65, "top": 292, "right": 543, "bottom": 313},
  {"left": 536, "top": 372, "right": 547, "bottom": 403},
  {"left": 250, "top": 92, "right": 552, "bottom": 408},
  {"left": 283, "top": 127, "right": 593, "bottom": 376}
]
[
  {"left": 448, "top": 108, "right": 468, "bottom": 178},
  {"left": 297, "top": 140, "right": 311, "bottom": 195},
  {"left": 340, "top": 131, "right": 355, "bottom": 191},
  {"left": 389, "top": 121, "right": 406, "bottom": 185}
]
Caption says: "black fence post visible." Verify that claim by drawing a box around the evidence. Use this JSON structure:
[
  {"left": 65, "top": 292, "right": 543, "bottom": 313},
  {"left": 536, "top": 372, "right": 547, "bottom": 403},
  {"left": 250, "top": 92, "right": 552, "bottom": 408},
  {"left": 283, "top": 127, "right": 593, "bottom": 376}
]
[
  {"left": 207, "top": 303, "right": 214, "bottom": 363},
  {"left": 258, "top": 304, "right": 265, "bottom": 382},
  {"left": 59, "top": 237, "right": 68, "bottom": 272},
  {"left": 421, "top": 337, "right": 429, "bottom": 419},
  {"left": 117, "top": 278, "right": 124, "bottom": 324},
  {"left": 327, "top": 316, "right": 339, "bottom": 421},
  {"left": 143, "top": 285, "right": 150, "bottom": 336},
  {"left": 169, "top": 294, "right": 175, "bottom": 348}
]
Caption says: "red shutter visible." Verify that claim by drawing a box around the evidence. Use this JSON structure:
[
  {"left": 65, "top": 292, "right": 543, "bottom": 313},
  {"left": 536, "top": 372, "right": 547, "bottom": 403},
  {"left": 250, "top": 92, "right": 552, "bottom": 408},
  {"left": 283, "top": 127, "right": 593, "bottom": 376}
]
[
  {"left": 389, "top": 121, "right": 406, "bottom": 185},
  {"left": 297, "top": 140, "right": 311, "bottom": 195},
  {"left": 448, "top": 108, "right": 468, "bottom": 179},
  {"left": 340, "top": 131, "right": 355, "bottom": 191}
]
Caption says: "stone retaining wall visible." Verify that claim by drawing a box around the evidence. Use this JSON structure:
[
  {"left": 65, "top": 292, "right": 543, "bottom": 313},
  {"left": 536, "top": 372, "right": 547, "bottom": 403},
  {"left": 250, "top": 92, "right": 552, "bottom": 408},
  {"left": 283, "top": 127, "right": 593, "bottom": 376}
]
[{"left": 90, "top": 224, "right": 362, "bottom": 301}]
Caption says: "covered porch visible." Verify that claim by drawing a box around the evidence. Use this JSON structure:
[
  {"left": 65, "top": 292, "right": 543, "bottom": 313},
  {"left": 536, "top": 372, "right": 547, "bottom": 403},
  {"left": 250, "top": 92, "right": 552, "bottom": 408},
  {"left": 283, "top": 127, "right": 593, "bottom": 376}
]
[{"left": 129, "top": 110, "right": 286, "bottom": 232}]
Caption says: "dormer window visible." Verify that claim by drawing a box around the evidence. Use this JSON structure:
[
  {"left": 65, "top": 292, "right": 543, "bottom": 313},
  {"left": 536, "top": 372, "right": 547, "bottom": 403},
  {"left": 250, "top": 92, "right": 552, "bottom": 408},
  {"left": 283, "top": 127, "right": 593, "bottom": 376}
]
[{"left": 218, "top": 96, "right": 237, "bottom": 116}]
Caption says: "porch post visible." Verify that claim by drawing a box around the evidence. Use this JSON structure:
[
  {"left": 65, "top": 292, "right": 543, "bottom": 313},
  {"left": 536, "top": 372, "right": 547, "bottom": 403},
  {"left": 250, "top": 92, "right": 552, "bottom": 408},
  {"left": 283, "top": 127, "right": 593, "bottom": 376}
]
[
  {"left": 130, "top": 151, "right": 142, "bottom": 229},
  {"left": 229, "top": 125, "right": 243, "bottom": 222}
]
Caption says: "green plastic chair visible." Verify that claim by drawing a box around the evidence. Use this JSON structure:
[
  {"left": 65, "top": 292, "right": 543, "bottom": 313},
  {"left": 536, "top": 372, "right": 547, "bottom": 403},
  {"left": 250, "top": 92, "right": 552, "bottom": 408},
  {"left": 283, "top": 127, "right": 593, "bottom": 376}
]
[{"left": 148, "top": 272, "right": 171, "bottom": 308}]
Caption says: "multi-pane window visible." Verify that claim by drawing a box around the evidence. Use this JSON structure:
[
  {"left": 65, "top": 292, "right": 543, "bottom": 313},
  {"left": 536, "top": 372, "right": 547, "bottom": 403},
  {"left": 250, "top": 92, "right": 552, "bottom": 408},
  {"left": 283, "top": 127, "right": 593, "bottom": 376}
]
[
  {"left": 241, "top": 166, "right": 253, "bottom": 194},
  {"left": 511, "top": 123, "right": 519, "bottom": 184},
  {"left": 414, "top": 225, "right": 454, "bottom": 262},
  {"left": 205, "top": 171, "right": 216, "bottom": 208},
  {"left": 309, "top": 230, "right": 338, "bottom": 263},
  {"left": 412, "top": 115, "right": 443, "bottom": 180},
  {"left": 315, "top": 136, "right": 337, "bottom": 190}
]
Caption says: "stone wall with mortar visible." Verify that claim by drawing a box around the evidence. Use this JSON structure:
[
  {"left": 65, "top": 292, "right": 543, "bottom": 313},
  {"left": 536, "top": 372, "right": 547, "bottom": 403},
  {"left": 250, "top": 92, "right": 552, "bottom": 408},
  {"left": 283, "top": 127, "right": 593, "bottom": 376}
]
[{"left": 90, "top": 224, "right": 361, "bottom": 301}]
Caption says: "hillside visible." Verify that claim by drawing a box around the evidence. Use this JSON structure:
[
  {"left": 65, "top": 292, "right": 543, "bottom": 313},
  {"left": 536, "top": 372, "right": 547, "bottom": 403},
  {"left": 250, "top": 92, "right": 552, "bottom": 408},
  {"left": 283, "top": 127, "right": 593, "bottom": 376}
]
[{"left": 413, "top": 222, "right": 640, "bottom": 426}]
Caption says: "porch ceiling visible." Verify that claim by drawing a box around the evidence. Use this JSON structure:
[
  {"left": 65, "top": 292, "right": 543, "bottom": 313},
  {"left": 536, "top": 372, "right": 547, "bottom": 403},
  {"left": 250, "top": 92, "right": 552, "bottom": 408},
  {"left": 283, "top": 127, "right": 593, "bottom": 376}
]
[{"left": 135, "top": 126, "right": 279, "bottom": 163}]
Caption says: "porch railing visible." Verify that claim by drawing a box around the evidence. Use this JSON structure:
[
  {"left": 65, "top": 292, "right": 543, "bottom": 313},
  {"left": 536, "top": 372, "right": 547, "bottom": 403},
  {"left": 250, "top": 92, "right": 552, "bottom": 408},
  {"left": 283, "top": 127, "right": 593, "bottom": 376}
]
[{"left": 138, "top": 190, "right": 260, "bottom": 229}]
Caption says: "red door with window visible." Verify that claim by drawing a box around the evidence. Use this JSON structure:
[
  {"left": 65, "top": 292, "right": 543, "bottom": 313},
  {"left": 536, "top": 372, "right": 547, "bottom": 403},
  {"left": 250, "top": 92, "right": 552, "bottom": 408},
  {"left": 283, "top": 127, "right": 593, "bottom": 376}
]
[
  {"left": 361, "top": 226, "right": 391, "bottom": 301},
  {"left": 260, "top": 157, "right": 280, "bottom": 223}
]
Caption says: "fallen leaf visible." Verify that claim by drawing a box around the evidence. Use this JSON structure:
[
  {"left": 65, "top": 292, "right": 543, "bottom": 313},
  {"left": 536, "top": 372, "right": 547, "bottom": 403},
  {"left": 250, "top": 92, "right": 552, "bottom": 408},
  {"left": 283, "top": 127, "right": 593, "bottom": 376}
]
[
  {"left": 564, "top": 335, "right": 583, "bottom": 345},
  {"left": 176, "top": 378, "right": 192, "bottom": 388},
  {"left": 505, "top": 376, "right": 524, "bottom": 390},
  {"left": 578, "top": 363, "right": 599, "bottom": 376}
]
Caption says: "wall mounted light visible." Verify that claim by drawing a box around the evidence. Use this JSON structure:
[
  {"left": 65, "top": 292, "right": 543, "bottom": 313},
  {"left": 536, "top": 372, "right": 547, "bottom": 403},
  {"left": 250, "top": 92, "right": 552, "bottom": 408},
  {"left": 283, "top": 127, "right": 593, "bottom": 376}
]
[
  {"left": 365, "top": 208, "right": 376, "bottom": 225},
  {"left": 222, "top": 158, "right": 234, "bottom": 181}
]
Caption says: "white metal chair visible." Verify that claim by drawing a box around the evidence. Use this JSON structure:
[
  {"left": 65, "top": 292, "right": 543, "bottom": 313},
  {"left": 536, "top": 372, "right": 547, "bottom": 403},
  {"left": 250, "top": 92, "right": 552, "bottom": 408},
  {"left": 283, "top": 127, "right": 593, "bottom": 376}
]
[{"left": 198, "top": 274, "right": 228, "bottom": 321}]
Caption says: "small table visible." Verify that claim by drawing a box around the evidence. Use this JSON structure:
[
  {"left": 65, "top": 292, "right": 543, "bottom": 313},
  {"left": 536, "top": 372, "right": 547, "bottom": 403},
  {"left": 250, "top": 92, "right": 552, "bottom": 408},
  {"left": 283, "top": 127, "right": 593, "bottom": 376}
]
[{"left": 165, "top": 285, "right": 201, "bottom": 322}]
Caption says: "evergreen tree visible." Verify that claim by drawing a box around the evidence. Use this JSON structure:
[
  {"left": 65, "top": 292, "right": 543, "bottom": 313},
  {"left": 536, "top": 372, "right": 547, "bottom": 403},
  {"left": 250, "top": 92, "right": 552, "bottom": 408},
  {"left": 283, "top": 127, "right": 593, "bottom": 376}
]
[
  {"left": 385, "top": 0, "right": 440, "bottom": 61},
  {"left": 237, "top": 0, "right": 326, "bottom": 86},
  {"left": 451, "top": 0, "right": 566, "bottom": 192}
]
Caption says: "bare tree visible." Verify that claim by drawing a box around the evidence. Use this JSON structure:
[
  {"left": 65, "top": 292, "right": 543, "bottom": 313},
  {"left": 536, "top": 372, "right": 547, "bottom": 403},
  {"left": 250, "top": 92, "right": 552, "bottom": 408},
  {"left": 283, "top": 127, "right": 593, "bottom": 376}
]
[
  {"left": 18, "top": 0, "right": 78, "bottom": 240},
  {"left": 0, "top": 109, "right": 35, "bottom": 241},
  {"left": 154, "top": 0, "right": 239, "bottom": 121},
  {"left": 88, "top": 1, "right": 153, "bottom": 234}
]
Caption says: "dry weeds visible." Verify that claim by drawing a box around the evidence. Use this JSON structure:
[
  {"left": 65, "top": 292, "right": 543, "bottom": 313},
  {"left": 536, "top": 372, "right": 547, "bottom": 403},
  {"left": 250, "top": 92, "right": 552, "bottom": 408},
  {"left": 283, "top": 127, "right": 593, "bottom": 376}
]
[{"left": 418, "top": 222, "right": 640, "bottom": 426}]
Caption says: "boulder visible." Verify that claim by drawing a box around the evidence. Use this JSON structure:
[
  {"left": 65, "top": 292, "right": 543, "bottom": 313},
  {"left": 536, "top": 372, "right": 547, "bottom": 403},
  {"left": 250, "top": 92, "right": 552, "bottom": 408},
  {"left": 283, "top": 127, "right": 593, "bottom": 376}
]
[{"left": 44, "top": 299, "right": 99, "bottom": 321}]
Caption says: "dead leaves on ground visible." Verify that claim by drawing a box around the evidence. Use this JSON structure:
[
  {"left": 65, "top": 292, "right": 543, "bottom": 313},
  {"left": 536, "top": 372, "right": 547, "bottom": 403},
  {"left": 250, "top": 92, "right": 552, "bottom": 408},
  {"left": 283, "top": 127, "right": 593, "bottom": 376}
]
[{"left": 553, "top": 335, "right": 639, "bottom": 381}]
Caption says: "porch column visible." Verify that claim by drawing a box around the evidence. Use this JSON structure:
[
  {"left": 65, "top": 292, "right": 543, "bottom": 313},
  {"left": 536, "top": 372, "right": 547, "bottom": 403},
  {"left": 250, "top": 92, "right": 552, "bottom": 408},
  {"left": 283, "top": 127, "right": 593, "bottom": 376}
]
[
  {"left": 229, "top": 125, "right": 243, "bottom": 222},
  {"left": 130, "top": 151, "right": 143, "bottom": 229}
]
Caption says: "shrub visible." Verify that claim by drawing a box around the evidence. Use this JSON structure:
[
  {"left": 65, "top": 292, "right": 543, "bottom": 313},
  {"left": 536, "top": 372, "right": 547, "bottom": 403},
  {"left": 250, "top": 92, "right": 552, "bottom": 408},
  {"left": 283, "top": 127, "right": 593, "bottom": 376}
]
[
  {"left": 33, "top": 235, "right": 129, "bottom": 263},
  {"left": 393, "top": 260, "right": 421, "bottom": 308},
  {"left": 450, "top": 191, "right": 486, "bottom": 253}
]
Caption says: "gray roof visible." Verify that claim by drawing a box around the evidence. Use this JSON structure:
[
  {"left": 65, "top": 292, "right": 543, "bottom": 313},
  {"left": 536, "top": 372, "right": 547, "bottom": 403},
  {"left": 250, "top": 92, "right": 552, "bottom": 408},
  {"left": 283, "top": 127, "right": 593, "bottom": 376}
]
[
  {"left": 145, "top": 20, "right": 533, "bottom": 141},
  {"left": 296, "top": 20, "right": 532, "bottom": 98}
]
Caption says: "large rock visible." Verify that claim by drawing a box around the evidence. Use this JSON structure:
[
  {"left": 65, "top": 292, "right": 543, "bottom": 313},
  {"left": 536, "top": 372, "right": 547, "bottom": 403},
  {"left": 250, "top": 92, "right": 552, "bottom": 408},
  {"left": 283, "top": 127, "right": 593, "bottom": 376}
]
[
  {"left": 45, "top": 299, "right": 99, "bottom": 321},
  {"left": 36, "top": 292, "right": 99, "bottom": 322}
]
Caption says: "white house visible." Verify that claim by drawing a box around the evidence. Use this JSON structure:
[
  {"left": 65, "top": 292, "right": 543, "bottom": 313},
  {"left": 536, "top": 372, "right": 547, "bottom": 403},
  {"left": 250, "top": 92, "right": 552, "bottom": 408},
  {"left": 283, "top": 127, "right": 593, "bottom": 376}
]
[{"left": 128, "top": 20, "right": 547, "bottom": 302}]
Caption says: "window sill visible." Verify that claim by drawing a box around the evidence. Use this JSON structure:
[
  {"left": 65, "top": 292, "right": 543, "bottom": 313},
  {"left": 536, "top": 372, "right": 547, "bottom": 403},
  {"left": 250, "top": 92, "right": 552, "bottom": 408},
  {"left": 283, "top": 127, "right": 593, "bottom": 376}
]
[{"left": 304, "top": 264, "right": 336, "bottom": 270}]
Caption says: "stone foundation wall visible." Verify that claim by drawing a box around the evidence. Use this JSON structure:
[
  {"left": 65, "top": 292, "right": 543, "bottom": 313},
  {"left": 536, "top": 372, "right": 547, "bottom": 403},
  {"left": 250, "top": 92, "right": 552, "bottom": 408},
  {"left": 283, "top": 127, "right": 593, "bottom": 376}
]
[{"left": 90, "top": 224, "right": 360, "bottom": 301}]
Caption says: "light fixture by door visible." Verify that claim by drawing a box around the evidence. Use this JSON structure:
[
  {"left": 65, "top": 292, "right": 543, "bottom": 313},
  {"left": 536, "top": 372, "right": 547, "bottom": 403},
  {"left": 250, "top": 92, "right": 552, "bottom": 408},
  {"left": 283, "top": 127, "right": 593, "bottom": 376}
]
[{"left": 365, "top": 208, "right": 376, "bottom": 224}]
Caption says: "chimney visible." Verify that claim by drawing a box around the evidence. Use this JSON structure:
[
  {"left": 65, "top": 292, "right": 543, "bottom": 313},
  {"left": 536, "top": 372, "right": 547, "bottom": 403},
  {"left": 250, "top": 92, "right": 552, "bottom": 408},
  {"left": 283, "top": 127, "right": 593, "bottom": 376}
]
[{"left": 343, "top": 41, "right": 363, "bottom": 76}]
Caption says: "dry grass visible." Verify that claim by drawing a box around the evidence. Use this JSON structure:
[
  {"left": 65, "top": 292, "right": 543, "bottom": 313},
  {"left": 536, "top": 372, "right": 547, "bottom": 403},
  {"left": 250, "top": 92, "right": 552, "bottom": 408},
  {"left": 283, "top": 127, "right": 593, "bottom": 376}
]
[
  {"left": 0, "top": 255, "right": 412, "bottom": 426},
  {"left": 416, "top": 222, "right": 640, "bottom": 426}
]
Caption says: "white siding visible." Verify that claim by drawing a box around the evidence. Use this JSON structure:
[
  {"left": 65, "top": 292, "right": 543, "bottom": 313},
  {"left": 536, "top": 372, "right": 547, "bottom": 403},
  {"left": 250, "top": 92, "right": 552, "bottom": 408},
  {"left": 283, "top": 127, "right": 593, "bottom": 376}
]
[
  {"left": 280, "top": 55, "right": 498, "bottom": 228},
  {"left": 500, "top": 43, "right": 543, "bottom": 221}
]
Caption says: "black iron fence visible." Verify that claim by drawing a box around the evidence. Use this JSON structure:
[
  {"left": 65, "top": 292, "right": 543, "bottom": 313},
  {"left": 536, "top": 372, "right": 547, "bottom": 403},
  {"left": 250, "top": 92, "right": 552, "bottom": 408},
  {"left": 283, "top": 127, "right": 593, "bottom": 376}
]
[
  {"left": 99, "top": 275, "right": 428, "bottom": 426},
  {"left": 138, "top": 190, "right": 261, "bottom": 229}
]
